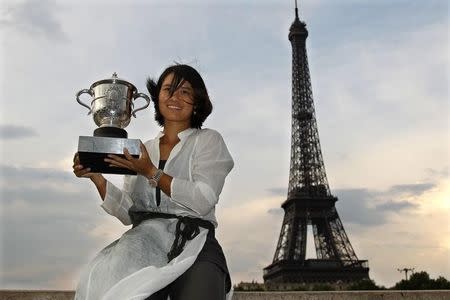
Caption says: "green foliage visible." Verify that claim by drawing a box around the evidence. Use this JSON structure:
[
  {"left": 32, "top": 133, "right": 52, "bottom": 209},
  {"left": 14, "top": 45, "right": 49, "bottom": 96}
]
[
  {"left": 291, "top": 285, "right": 309, "bottom": 291},
  {"left": 233, "top": 272, "right": 450, "bottom": 292},
  {"left": 311, "top": 283, "right": 334, "bottom": 291},
  {"left": 268, "top": 284, "right": 309, "bottom": 291},
  {"left": 434, "top": 276, "right": 450, "bottom": 289},
  {"left": 348, "top": 279, "right": 384, "bottom": 290},
  {"left": 393, "top": 271, "right": 450, "bottom": 290},
  {"left": 233, "top": 281, "right": 266, "bottom": 291},
  {"left": 233, "top": 281, "right": 336, "bottom": 291}
]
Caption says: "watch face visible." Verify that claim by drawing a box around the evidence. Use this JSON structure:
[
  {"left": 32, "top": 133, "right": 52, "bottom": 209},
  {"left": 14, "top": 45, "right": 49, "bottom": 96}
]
[{"left": 149, "top": 179, "right": 157, "bottom": 188}]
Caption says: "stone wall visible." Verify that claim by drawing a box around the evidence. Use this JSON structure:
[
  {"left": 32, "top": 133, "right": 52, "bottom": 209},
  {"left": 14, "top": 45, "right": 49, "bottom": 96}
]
[
  {"left": 232, "top": 290, "right": 450, "bottom": 300},
  {"left": 0, "top": 290, "right": 449, "bottom": 300}
]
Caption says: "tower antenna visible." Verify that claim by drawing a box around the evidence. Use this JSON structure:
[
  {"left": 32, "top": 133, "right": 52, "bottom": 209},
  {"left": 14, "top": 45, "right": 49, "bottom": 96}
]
[{"left": 398, "top": 268, "right": 415, "bottom": 280}]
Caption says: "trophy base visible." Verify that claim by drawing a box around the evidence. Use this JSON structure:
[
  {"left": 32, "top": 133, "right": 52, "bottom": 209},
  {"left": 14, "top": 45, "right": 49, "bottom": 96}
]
[
  {"left": 94, "top": 127, "right": 128, "bottom": 138},
  {"left": 78, "top": 136, "right": 140, "bottom": 175}
]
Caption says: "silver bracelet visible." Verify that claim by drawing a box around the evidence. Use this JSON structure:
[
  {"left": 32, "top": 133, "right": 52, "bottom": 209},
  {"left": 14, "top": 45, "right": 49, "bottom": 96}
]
[{"left": 148, "top": 169, "right": 163, "bottom": 188}]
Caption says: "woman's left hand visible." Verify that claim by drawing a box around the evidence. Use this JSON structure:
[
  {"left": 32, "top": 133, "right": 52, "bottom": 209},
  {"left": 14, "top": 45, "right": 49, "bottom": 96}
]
[{"left": 105, "top": 142, "right": 155, "bottom": 177}]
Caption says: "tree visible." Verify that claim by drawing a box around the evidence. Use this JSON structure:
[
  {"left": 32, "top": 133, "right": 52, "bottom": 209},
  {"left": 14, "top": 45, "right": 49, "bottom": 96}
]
[
  {"left": 348, "top": 279, "right": 384, "bottom": 290},
  {"left": 393, "top": 271, "right": 450, "bottom": 290},
  {"left": 311, "top": 283, "right": 334, "bottom": 291},
  {"left": 434, "top": 276, "right": 450, "bottom": 289}
]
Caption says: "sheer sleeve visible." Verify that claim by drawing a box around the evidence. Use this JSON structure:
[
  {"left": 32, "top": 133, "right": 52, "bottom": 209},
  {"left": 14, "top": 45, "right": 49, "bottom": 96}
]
[
  {"left": 100, "top": 176, "right": 134, "bottom": 225},
  {"left": 170, "top": 130, "right": 234, "bottom": 217}
]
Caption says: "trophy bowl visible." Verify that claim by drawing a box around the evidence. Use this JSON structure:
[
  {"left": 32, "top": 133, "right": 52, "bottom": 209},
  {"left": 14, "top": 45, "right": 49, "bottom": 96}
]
[{"left": 76, "top": 73, "right": 151, "bottom": 174}]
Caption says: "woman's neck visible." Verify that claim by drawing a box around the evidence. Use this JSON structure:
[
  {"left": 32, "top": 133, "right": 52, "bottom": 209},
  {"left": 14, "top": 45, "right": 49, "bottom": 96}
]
[{"left": 162, "top": 121, "right": 191, "bottom": 144}]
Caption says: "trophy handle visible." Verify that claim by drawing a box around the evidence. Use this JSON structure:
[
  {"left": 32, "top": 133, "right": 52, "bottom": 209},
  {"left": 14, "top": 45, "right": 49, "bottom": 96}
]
[
  {"left": 131, "top": 93, "right": 151, "bottom": 118},
  {"left": 76, "top": 89, "right": 94, "bottom": 115}
]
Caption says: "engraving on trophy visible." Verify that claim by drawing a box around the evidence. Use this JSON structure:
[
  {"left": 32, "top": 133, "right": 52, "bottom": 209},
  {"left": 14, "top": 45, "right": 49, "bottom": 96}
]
[{"left": 106, "top": 85, "right": 121, "bottom": 102}]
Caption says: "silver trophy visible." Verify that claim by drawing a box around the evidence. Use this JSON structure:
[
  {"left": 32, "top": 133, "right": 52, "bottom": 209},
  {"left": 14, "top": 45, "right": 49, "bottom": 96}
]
[{"left": 76, "top": 73, "right": 151, "bottom": 175}]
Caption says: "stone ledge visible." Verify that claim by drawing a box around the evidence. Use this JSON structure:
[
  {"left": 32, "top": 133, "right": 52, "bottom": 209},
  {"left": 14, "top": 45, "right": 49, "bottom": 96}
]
[
  {"left": 0, "top": 290, "right": 449, "bottom": 300},
  {"left": 232, "top": 291, "right": 450, "bottom": 300},
  {"left": 0, "top": 290, "right": 74, "bottom": 300}
]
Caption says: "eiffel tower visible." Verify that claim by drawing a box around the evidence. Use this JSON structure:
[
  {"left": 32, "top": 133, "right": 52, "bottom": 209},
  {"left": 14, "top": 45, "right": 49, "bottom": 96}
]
[{"left": 263, "top": 1, "right": 369, "bottom": 285}]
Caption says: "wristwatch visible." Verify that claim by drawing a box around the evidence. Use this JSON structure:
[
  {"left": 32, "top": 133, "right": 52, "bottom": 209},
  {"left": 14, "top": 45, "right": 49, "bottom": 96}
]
[{"left": 148, "top": 169, "right": 163, "bottom": 188}]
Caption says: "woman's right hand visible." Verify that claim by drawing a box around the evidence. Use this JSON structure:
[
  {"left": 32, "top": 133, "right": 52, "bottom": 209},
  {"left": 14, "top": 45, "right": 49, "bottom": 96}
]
[
  {"left": 73, "top": 153, "right": 107, "bottom": 200},
  {"left": 73, "top": 153, "right": 102, "bottom": 182}
]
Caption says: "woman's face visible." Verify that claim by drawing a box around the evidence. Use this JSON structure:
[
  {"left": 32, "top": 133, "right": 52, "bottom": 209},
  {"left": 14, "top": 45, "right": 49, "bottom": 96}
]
[{"left": 158, "top": 72, "right": 195, "bottom": 126}]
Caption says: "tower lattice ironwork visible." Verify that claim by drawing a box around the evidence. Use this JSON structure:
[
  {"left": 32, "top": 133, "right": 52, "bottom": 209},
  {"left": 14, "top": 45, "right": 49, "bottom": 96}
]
[{"left": 263, "top": 2, "right": 369, "bottom": 285}]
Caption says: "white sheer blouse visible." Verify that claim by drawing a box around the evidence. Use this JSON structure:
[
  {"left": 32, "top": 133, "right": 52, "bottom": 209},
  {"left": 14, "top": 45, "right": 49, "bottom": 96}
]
[{"left": 100, "top": 128, "right": 234, "bottom": 227}]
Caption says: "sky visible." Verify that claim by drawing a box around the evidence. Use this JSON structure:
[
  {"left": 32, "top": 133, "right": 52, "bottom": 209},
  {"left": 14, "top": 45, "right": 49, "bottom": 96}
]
[{"left": 0, "top": 0, "right": 448, "bottom": 290}]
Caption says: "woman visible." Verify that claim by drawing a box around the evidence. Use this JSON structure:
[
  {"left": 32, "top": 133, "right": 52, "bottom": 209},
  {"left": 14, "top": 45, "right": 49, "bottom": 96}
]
[{"left": 73, "top": 64, "right": 234, "bottom": 300}]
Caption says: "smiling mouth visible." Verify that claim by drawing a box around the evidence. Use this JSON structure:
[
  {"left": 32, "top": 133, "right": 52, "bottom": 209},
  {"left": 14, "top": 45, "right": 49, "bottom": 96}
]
[{"left": 167, "top": 105, "right": 182, "bottom": 110}]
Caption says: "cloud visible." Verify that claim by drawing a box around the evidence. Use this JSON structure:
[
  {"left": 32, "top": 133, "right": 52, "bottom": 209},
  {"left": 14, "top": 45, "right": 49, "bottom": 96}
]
[
  {"left": 0, "top": 0, "right": 67, "bottom": 41},
  {"left": 310, "top": 18, "right": 448, "bottom": 189},
  {"left": 217, "top": 179, "right": 449, "bottom": 286},
  {"left": 0, "top": 165, "right": 118, "bottom": 289},
  {"left": 387, "top": 183, "right": 435, "bottom": 196},
  {"left": 242, "top": 179, "right": 447, "bottom": 287},
  {"left": 331, "top": 188, "right": 387, "bottom": 226},
  {"left": 374, "top": 200, "right": 417, "bottom": 213},
  {"left": 351, "top": 178, "right": 450, "bottom": 287},
  {"left": 0, "top": 0, "right": 447, "bottom": 290},
  {"left": 216, "top": 196, "right": 285, "bottom": 283},
  {"left": 267, "top": 207, "right": 283, "bottom": 215},
  {"left": 265, "top": 181, "right": 434, "bottom": 226},
  {"left": 266, "top": 187, "right": 286, "bottom": 196},
  {"left": 0, "top": 164, "right": 70, "bottom": 182},
  {"left": 0, "top": 125, "right": 38, "bottom": 140},
  {"left": 331, "top": 185, "right": 428, "bottom": 226},
  {"left": 424, "top": 167, "right": 449, "bottom": 181}
]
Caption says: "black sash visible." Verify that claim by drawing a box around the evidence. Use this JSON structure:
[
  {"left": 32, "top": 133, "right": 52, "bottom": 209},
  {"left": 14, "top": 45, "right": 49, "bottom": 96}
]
[{"left": 129, "top": 211, "right": 215, "bottom": 262}]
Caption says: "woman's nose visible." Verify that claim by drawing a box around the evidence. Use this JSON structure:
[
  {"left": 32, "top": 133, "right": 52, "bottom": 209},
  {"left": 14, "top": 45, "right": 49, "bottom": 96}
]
[{"left": 169, "top": 89, "right": 182, "bottom": 100}]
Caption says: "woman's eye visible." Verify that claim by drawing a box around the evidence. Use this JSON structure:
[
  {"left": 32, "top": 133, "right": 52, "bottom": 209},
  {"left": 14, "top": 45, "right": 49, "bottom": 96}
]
[{"left": 181, "top": 90, "right": 192, "bottom": 96}]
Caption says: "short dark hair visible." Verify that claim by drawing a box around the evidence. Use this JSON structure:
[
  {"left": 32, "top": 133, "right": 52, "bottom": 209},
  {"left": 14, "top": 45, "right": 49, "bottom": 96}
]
[{"left": 146, "top": 64, "right": 213, "bottom": 129}]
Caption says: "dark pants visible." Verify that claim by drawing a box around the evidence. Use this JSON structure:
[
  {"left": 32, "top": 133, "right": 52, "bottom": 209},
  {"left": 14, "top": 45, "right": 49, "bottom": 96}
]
[{"left": 146, "top": 260, "right": 226, "bottom": 300}]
